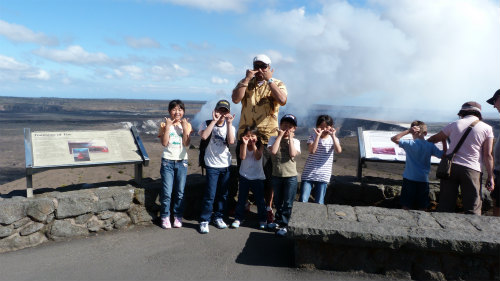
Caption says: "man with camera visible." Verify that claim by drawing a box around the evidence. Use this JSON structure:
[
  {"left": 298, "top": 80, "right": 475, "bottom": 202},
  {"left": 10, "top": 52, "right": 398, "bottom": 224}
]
[{"left": 232, "top": 54, "right": 288, "bottom": 225}]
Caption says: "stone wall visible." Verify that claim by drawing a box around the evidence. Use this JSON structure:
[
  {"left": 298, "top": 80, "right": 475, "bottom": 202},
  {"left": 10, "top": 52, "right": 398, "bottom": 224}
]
[
  {"left": 0, "top": 185, "right": 155, "bottom": 253},
  {"left": 325, "top": 175, "right": 494, "bottom": 213},
  {"left": 289, "top": 202, "right": 500, "bottom": 280},
  {"left": 0, "top": 173, "right": 209, "bottom": 253}
]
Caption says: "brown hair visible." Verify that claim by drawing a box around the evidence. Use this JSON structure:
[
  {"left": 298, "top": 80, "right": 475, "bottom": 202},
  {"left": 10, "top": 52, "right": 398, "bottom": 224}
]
[{"left": 410, "top": 120, "right": 427, "bottom": 134}]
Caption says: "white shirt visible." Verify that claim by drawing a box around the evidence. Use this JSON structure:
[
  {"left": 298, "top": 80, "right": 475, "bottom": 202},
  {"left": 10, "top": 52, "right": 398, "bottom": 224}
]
[
  {"left": 239, "top": 149, "right": 266, "bottom": 180},
  {"left": 162, "top": 124, "right": 188, "bottom": 160},
  {"left": 198, "top": 120, "right": 235, "bottom": 168}
]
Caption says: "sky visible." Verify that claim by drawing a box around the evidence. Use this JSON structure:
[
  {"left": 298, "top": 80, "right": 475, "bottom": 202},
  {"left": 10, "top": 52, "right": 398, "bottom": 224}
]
[{"left": 1, "top": 0, "right": 499, "bottom": 121}]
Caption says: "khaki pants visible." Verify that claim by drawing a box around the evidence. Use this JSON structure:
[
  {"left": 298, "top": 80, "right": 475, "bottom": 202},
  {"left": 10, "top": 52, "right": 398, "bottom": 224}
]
[{"left": 438, "top": 163, "right": 482, "bottom": 215}]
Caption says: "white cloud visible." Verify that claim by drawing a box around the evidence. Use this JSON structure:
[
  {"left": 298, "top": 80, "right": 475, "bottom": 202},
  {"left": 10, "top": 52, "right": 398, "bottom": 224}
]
[
  {"left": 151, "top": 64, "right": 189, "bottom": 81},
  {"left": 0, "top": 55, "right": 29, "bottom": 71},
  {"left": 213, "top": 60, "right": 235, "bottom": 74},
  {"left": 172, "top": 64, "right": 189, "bottom": 76},
  {"left": 211, "top": 76, "right": 229, "bottom": 84},
  {"left": 252, "top": 0, "right": 500, "bottom": 120},
  {"left": 0, "top": 20, "right": 58, "bottom": 46},
  {"left": 120, "top": 65, "right": 144, "bottom": 80},
  {"left": 34, "top": 45, "right": 110, "bottom": 65},
  {"left": 0, "top": 55, "right": 51, "bottom": 81},
  {"left": 26, "top": 70, "right": 50, "bottom": 80},
  {"left": 125, "top": 36, "right": 161, "bottom": 49},
  {"left": 158, "top": 0, "right": 249, "bottom": 13},
  {"left": 114, "top": 69, "right": 124, "bottom": 78}
]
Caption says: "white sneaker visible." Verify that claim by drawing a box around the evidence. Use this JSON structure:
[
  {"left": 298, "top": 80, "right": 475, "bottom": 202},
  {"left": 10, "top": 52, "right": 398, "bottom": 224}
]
[
  {"left": 214, "top": 218, "right": 227, "bottom": 229},
  {"left": 259, "top": 221, "right": 267, "bottom": 230},
  {"left": 199, "top": 222, "right": 209, "bottom": 234},
  {"left": 276, "top": 227, "right": 287, "bottom": 237},
  {"left": 231, "top": 220, "right": 241, "bottom": 228}
]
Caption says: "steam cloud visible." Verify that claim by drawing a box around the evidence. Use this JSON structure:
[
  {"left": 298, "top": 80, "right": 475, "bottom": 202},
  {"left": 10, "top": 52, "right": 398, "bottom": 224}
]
[{"left": 247, "top": 0, "right": 500, "bottom": 122}]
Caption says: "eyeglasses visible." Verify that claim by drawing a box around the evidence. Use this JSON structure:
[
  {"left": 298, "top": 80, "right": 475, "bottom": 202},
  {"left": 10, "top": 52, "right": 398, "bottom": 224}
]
[{"left": 253, "top": 63, "right": 268, "bottom": 70}]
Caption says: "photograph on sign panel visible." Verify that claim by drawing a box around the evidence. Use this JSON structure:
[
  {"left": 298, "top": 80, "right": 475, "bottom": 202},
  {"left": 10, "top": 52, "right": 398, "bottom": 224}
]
[
  {"left": 68, "top": 140, "right": 109, "bottom": 154},
  {"left": 72, "top": 148, "right": 90, "bottom": 162}
]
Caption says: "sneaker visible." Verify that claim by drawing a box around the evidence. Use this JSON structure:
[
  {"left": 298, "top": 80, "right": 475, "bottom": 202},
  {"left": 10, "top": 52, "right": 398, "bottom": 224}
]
[
  {"left": 231, "top": 220, "right": 241, "bottom": 229},
  {"left": 267, "top": 222, "right": 279, "bottom": 230},
  {"left": 173, "top": 217, "right": 182, "bottom": 228},
  {"left": 266, "top": 209, "right": 275, "bottom": 224},
  {"left": 214, "top": 218, "right": 228, "bottom": 229},
  {"left": 276, "top": 227, "right": 287, "bottom": 237},
  {"left": 161, "top": 217, "right": 171, "bottom": 229},
  {"left": 259, "top": 221, "right": 267, "bottom": 230},
  {"left": 199, "top": 222, "right": 209, "bottom": 234}
]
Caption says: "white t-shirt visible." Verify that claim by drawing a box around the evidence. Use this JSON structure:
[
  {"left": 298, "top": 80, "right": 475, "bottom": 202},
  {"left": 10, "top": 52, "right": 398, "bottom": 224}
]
[
  {"left": 239, "top": 149, "right": 266, "bottom": 180},
  {"left": 161, "top": 123, "right": 189, "bottom": 160},
  {"left": 198, "top": 121, "right": 235, "bottom": 168}
]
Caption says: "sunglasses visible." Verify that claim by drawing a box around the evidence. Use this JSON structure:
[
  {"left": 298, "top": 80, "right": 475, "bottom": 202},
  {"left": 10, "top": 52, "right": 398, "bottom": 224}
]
[{"left": 253, "top": 63, "right": 268, "bottom": 70}]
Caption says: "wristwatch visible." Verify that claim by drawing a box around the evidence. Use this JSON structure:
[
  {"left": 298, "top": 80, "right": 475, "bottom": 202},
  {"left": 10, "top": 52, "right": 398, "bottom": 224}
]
[{"left": 268, "top": 78, "right": 274, "bottom": 84}]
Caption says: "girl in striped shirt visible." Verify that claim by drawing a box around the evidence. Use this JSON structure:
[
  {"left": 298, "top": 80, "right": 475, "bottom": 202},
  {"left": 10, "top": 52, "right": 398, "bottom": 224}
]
[{"left": 299, "top": 115, "right": 342, "bottom": 204}]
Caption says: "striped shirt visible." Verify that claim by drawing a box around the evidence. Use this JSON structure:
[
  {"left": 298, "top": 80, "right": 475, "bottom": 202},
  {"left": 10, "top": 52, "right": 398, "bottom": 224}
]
[{"left": 301, "top": 134, "right": 335, "bottom": 183}]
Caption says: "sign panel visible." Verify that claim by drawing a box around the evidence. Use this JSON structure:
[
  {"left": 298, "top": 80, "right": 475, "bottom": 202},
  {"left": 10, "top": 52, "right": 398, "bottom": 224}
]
[
  {"left": 31, "top": 129, "right": 143, "bottom": 168},
  {"left": 361, "top": 130, "right": 443, "bottom": 164}
]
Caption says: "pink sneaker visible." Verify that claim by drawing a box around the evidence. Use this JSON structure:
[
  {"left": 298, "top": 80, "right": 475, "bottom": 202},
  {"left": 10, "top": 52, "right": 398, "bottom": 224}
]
[
  {"left": 161, "top": 217, "right": 171, "bottom": 229},
  {"left": 173, "top": 217, "right": 182, "bottom": 228}
]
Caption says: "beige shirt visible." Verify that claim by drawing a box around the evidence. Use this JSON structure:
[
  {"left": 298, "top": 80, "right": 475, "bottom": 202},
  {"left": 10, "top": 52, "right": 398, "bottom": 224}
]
[
  {"left": 236, "top": 77, "right": 287, "bottom": 145},
  {"left": 268, "top": 136, "right": 301, "bottom": 177}
]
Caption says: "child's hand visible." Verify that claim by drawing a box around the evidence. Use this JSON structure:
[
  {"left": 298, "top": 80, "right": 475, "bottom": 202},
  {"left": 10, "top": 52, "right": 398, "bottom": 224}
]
[
  {"left": 277, "top": 129, "right": 285, "bottom": 137},
  {"left": 313, "top": 127, "right": 324, "bottom": 136},
  {"left": 165, "top": 117, "right": 174, "bottom": 128},
  {"left": 180, "top": 118, "right": 190, "bottom": 131},
  {"left": 242, "top": 135, "right": 249, "bottom": 145},
  {"left": 212, "top": 110, "right": 222, "bottom": 121},
  {"left": 330, "top": 127, "right": 337, "bottom": 136},
  {"left": 409, "top": 126, "right": 420, "bottom": 135},
  {"left": 288, "top": 130, "right": 295, "bottom": 139},
  {"left": 225, "top": 113, "right": 235, "bottom": 123}
]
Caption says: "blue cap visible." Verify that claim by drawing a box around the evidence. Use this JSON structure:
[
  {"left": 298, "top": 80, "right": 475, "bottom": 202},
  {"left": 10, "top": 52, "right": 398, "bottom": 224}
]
[{"left": 280, "top": 114, "right": 297, "bottom": 126}]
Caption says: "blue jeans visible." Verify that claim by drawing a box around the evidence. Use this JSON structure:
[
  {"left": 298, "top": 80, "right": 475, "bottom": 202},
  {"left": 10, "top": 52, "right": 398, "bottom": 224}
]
[
  {"left": 401, "top": 178, "right": 430, "bottom": 210},
  {"left": 272, "top": 176, "right": 298, "bottom": 226},
  {"left": 235, "top": 176, "right": 266, "bottom": 222},
  {"left": 160, "top": 158, "right": 188, "bottom": 219},
  {"left": 200, "top": 166, "right": 230, "bottom": 222},
  {"left": 299, "top": 180, "right": 328, "bottom": 204}
]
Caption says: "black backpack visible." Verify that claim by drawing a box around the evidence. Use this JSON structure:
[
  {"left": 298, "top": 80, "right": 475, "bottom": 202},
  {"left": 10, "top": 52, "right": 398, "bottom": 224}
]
[{"left": 199, "top": 120, "right": 228, "bottom": 168}]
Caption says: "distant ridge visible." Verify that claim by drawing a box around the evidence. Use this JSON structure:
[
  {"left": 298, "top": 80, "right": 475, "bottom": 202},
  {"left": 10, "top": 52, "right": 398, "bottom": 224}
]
[{"left": 0, "top": 96, "right": 206, "bottom": 115}]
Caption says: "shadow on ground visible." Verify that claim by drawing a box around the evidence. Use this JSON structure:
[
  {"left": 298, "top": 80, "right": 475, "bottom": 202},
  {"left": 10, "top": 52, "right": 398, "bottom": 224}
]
[{"left": 235, "top": 232, "right": 295, "bottom": 268}]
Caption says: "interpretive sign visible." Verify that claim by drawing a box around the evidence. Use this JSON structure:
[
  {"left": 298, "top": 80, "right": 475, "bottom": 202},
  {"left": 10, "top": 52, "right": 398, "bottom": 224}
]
[
  {"left": 357, "top": 127, "right": 444, "bottom": 179},
  {"left": 24, "top": 127, "right": 149, "bottom": 197}
]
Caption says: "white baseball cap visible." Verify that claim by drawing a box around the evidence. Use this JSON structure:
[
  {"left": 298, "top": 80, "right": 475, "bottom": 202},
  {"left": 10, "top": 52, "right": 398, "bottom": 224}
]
[{"left": 253, "top": 54, "right": 271, "bottom": 65}]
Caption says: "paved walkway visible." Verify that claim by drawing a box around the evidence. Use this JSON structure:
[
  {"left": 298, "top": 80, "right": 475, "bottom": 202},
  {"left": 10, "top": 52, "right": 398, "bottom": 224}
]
[{"left": 0, "top": 217, "right": 404, "bottom": 281}]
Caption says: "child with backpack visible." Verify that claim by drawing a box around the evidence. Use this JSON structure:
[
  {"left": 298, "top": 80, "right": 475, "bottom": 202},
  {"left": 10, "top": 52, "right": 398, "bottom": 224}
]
[
  {"left": 197, "top": 100, "right": 236, "bottom": 234},
  {"left": 157, "top": 99, "right": 192, "bottom": 229},
  {"left": 267, "top": 114, "right": 301, "bottom": 237},
  {"left": 299, "top": 115, "right": 342, "bottom": 204},
  {"left": 231, "top": 126, "right": 267, "bottom": 229}
]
